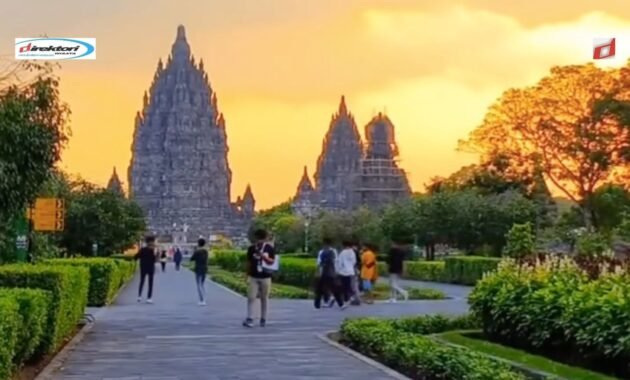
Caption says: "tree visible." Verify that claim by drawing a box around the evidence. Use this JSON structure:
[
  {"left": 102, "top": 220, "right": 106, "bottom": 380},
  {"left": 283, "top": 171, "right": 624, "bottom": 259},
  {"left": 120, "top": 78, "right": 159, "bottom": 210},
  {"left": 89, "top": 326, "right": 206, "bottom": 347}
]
[
  {"left": 0, "top": 64, "right": 69, "bottom": 222},
  {"left": 460, "top": 63, "right": 630, "bottom": 229},
  {"left": 61, "top": 187, "right": 145, "bottom": 256},
  {"left": 503, "top": 222, "right": 535, "bottom": 258},
  {"left": 270, "top": 214, "right": 304, "bottom": 253},
  {"left": 587, "top": 184, "right": 630, "bottom": 233}
]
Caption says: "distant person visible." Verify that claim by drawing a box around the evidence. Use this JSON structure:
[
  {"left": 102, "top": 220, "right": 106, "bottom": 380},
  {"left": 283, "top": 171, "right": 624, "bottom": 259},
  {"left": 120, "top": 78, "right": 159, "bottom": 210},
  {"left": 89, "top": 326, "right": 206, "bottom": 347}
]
[
  {"left": 173, "top": 248, "right": 183, "bottom": 271},
  {"left": 243, "top": 229, "right": 276, "bottom": 328},
  {"left": 387, "top": 240, "right": 409, "bottom": 302},
  {"left": 350, "top": 240, "right": 362, "bottom": 305},
  {"left": 337, "top": 240, "right": 357, "bottom": 304},
  {"left": 360, "top": 244, "right": 379, "bottom": 304},
  {"left": 135, "top": 236, "right": 157, "bottom": 303},
  {"left": 190, "top": 239, "right": 209, "bottom": 305},
  {"left": 314, "top": 238, "right": 345, "bottom": 309},
  {"left": 160, "top": 250, "right": 167, "bottom": 272}
]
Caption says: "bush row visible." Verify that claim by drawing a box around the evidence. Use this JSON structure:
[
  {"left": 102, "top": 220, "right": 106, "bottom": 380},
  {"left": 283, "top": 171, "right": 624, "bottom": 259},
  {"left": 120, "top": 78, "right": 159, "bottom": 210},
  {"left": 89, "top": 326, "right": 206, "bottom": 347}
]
[
  {"left": 46, "top": 258, "right": 134, "bottom": 306},
  {"left": 0, "top": 264, "right": 89, "bottom": 356},
  {"left": 213, "top": 250, "right": 499, "bottom": 286},
  {"left": 0, "top": 258, "right": 134, "bottom": 379},
  {"left": 210, "top": 268, "right": 309, "bottom": 299},
  {"left": 469, "top": 257, "right": 630, "bottom": 378},
  {"left": 340, "top": 316, "right": 524, "bottom": 380},
  {"left": 0, "top": 288, "right": 50, "bottom": 379}
]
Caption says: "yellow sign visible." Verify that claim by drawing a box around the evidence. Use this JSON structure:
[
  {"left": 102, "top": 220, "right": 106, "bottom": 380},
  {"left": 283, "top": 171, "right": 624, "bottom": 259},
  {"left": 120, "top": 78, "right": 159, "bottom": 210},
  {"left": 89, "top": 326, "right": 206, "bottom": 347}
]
[{"left": 27, "top": 198, "right": 65, "bottom": 231}]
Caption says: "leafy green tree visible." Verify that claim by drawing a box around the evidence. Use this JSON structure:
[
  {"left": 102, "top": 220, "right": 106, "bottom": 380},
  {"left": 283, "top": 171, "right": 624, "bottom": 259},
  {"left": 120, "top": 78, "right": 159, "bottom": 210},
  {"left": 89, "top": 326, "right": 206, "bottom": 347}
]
[
  {"left": 587, "top": 184, "right": 630, "bottom": 233},
  {"left": 0, "top": 63, "right": 69, "bottom": 258},
  {"left": 270, "top": 214, "right": 304, "bottom": 253},
  {"left": 503, "top": 222, "right": 535, "bottom": 258},
  {"left": 61, "top": 187, "right": 145, "bottom": 256}
]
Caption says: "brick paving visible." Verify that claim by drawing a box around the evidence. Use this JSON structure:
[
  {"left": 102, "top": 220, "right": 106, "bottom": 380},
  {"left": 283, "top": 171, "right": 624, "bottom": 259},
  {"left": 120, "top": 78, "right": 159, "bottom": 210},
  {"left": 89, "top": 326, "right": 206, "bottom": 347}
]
[{"left": 48, "top": 264, "right": 470, "bottom": 380}]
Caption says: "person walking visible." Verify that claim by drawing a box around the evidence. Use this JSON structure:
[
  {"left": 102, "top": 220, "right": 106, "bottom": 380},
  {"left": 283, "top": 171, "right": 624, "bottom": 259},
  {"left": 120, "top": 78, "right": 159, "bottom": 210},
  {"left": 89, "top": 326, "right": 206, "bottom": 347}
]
[
  {"left": 135, "top": 236, "right": 157, "bottom": 304},
  {"left": 243, "top": 229, "right": 276, "bottom": 328},
  {"left": 190, "top": 239, "right": 209, "bottom": 305},
  {"left": 159, "top": 250, "right": 167, "bottom": 272},
  {"left": 173, "top": 248, "right": 183, "bottom": 271},
  {"left": 337, "top": 240, "right": 357, "bottom": 304},
  {"left": 350, "top": 240, "right": 362, "bottom": 305},
  {"left": 314, "top": 238, "right": 345, "bottom": 309},
  {"left": 360, "top": 244, "right": 379, "bottom": 304},
  {"left": 387, "top": 240, "right": 409, "bottom": 302}
]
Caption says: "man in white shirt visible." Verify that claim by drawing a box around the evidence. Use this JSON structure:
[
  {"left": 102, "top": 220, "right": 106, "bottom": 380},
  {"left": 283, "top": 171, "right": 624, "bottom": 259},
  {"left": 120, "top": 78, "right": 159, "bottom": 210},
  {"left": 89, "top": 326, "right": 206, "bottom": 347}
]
[{"left": 337, "top": 240, "right": 357, "bottom": 304}]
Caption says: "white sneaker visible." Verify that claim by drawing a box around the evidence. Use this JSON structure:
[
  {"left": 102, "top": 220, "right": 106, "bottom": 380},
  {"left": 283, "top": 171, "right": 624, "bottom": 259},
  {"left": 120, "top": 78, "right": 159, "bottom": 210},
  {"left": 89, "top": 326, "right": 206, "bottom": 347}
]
[
  {"left": 146, "top": 299, "right": 153, "bottom": 304},
  {"left": 403, "top": 292, "right": 409, "bottom": 301},
  {"left": 340, "top": 302, "right": 349, "bottom": 310},
  {"left": 137, "top": 297, "right": 142, "bottom": 303},
  {"left": 387, "top": 298, "right": 394, "bottom": 303},
  {"left": 198, "top": 301, "right": 206, "bottom": 306}
]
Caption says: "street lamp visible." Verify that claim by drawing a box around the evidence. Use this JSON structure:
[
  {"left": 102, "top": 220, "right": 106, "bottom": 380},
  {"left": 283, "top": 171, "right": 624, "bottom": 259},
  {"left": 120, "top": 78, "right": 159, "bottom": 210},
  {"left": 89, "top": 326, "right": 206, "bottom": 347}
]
[{"left": 295, "top": 198, "right": 314, "bottom": 254}]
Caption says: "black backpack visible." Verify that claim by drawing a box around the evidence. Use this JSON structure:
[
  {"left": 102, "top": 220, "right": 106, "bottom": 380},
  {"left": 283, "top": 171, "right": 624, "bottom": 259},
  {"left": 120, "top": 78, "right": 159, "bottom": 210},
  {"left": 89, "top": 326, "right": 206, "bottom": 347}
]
[{"left": 320, "top": 249, "right": 336, "bottom": 277}]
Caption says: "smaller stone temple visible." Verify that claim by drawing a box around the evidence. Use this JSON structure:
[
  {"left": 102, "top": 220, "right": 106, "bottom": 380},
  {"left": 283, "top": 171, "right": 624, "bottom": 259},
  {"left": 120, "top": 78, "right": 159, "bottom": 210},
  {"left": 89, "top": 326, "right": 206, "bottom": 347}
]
[
  {"left": 292, "top": 97, "right": 411, "bottom": 211},
  {"left": 106, "top": 167, "right": 125, "bottom": 196}
]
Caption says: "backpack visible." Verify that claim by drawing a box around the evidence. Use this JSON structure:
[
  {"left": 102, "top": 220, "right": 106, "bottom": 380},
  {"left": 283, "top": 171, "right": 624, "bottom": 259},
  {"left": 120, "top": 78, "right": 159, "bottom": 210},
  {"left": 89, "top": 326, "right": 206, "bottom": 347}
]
[{"left": 319, "top": 248, "right": 336, "bottom": 277}]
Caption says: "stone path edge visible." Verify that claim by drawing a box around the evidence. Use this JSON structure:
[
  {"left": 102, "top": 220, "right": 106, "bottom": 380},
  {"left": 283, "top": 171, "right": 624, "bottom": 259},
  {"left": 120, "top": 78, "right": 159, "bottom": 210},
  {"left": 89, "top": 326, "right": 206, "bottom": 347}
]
[
  {"left": 317, "top": 331, "right": 412, "bottom": 380},
  {"left": 34, "top": 274, "right": 135, "bottom": 380}
]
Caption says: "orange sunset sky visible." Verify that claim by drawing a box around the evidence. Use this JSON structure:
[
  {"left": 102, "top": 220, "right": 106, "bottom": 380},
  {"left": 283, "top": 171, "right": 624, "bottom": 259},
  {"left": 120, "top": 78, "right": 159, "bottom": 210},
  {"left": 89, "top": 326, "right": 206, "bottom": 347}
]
[{"left": 2, "top": 0, "right": 630, "bottom": 209}]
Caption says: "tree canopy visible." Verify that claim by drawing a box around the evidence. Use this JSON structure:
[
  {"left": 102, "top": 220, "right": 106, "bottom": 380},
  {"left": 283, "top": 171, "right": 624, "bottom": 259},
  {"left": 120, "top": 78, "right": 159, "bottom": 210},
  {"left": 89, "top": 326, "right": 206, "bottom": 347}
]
[{"left": 460, "top": 63, "right": 630, "bottom": 228}]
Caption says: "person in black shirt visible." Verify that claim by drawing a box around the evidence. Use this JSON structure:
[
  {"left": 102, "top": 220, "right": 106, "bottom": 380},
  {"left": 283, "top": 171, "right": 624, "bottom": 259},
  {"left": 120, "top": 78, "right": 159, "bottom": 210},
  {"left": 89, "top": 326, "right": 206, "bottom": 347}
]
[
  {"left": 242, "top": 229, "right": 275, "bottom": 328},
  {"left": 173, "top": 248, "right": 183, "bottom": 271},
  {"left": 387, "top": 240, "right": 409, "bottom": 302},
  {"left": 190, "top": 238, "right": 209, "bottom": 305},
  {"left": 135, "top": 236, "right": 157, "bottom": 303},
  {"left": 314, "top": 238, "right": 345, "bottom": 309}
]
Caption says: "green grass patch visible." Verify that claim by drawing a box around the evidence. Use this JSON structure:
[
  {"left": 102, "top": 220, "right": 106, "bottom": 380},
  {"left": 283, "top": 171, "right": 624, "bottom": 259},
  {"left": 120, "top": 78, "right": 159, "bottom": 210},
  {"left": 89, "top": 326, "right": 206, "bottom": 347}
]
[{"left": 435, "top": 330, "right": 617, "bottom": 380}]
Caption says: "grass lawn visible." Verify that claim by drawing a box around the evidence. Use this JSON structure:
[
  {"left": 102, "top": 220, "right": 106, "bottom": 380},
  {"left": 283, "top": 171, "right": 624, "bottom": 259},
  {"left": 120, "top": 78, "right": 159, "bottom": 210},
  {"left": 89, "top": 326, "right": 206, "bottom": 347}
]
[
  {"left": 435, "top": 330, "right": 618, "bottom": 380},
  {"left": 208, "top": 267, "right": 446, "bottom": 301}
]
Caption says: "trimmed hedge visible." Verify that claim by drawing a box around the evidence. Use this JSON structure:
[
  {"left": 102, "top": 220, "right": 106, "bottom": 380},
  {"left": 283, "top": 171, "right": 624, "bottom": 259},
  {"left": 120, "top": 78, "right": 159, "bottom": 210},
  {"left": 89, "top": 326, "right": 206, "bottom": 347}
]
[
  {"left": 404, "top": 261, "right": 446, "bottom": 282},
  {"left": 443, "top": 256, "right": 500, "bottom": 285},
  {"left": 340, "top": 317, "right": 525, "bottom": 379},
  {"left": 0, "top": 288, "right": 51, "bottom": 367},
  {"left": 0, "top": 297, "right": 19, "bottom": 380},
  {"left": 46, "top": 258, "right": 121, "bottom": 306},
  {"left": 0, "top": 265, "right": 89, "bottom": 354},
  {"left": 470, "top": 257, "right": 630, "bottom": 378},
  {"left": 112, "top": 258, "right": 136, "bottom": 287},
  {"left": 210, "top": 268, "right": 309, "bottom": 299}
]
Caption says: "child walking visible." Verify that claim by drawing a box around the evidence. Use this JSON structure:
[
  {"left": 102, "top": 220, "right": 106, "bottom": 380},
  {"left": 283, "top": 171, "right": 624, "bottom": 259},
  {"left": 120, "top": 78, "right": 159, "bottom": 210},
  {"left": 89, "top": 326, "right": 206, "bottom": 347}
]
[{"left": 360, "top": 244, "right": 378, "bottom": 304}]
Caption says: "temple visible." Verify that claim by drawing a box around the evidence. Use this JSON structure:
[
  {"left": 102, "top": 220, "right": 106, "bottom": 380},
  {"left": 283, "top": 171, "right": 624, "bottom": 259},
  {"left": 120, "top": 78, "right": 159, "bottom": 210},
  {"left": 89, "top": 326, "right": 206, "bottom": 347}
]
[
  {"left": 128, "top": 25, "right": 253, "bottom": 242},
  {"left": 293, "top": 97, "right": 411, "bottom": 211},
  {"left": 106, "top": 167, "right": 124, "bottom": 196}
]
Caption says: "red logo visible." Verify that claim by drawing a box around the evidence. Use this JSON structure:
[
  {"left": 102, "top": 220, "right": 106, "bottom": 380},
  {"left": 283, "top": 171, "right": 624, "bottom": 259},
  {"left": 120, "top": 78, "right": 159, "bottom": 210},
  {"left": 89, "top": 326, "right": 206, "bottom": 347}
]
[
  {"left": 593, "top": 38, "right": 616, "bottom": 59},
  {"left": 18, "top": 43, "right": 32, "bottom": 53}
]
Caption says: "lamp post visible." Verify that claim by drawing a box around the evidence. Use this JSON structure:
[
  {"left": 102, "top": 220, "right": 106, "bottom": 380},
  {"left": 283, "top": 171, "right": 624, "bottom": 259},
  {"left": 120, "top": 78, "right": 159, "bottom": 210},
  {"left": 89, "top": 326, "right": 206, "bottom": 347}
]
[{"left": 295, "top": 198, "right": 314, "bottom": 254}]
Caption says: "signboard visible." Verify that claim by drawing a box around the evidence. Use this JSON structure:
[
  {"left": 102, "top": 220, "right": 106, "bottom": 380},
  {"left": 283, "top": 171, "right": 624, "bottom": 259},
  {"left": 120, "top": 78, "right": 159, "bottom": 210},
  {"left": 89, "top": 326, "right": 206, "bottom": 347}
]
[{"left": 27, "top": 198, "right": 65, "bottom": 231}]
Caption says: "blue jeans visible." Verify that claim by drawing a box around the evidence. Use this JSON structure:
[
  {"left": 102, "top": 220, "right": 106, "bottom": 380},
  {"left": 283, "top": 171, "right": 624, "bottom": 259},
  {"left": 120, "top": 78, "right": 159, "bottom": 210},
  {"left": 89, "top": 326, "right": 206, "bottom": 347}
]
[{"left": 195, "top": 272, "right": 206, "bottom": 302}]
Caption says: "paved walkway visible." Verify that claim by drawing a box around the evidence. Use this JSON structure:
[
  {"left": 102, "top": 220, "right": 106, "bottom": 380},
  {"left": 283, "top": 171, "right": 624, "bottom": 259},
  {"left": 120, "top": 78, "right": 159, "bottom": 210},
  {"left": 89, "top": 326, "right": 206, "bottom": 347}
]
[{"left": 49, "top": 264, "right": 470, "bottom": 380}]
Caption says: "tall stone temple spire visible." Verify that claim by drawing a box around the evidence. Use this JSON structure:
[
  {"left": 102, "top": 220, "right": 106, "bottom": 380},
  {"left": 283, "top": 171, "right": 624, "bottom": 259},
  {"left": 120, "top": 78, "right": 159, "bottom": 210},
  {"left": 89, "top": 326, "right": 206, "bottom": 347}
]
[
  {"left": 354, "top": 113, "right": 411, "bottom": 208},
  {"left": 128, "top": 25, "right": 250, "bottom": 241},
  {"left": 314, "top": 95, "right": 363, "bottom": 210},
  {"left": 292, "top": 166, "right": 318, "bottom": 211},
  {"left": 107, "top": 167, "right": 124, "bottom": 196}
]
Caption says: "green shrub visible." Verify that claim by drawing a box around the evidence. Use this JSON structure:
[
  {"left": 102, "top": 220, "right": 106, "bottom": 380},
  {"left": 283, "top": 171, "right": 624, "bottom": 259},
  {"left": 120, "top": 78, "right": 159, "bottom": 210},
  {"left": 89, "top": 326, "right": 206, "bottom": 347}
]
[
  {"left": 407, "top": 287, "right": 446, "bottom": 300},
  {"left": 575, "top": 231, "right": 611, "bottom": 257},
  {"left": 112, "top": 259, "right": 136, "bottom": 287},
  {"left": 0, "top": 288, "right": 50, "bottom": 367},
  {"left": 503, "top": 222, "right": 535, "bottom": 258},
  {"left": 340, "top": 318, "right": 525, "bottom": 379},
  {"left": 274, "top": 257, "right": 317, "bottom": 288},
  {"left": 444, "top": 256, "right": 500, "bottom": 285},
  {"left": 110, "top": 253, "right": 135, "bottom": 261},
  {"left": 404, "top": 261, "right": 446, "bottom": 282},
  {"left": 0, "top": 297, "right": 19, "bottom": 380},
  {"left": 46, "top": 258, "right": 122, "bottom": 306},
  {"left": 390, "top": 313, "right": 480, "bottom": 334},
  {"left": 210, "top": 268, "right": 309, "bottom": 299},
  {"left": 0, "top": 265, "right": 89, "bottom": 354},
  {"left": 213, "top": 250, "right": 246, "bottom": 272},
  {"left": 469, "top": 257, "right": 630, "bottom": 377}
]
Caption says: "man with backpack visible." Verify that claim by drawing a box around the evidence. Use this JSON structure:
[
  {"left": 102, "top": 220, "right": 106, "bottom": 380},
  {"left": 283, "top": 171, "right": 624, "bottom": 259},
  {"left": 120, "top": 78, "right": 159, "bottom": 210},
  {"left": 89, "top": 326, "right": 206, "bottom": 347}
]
[
  {"left": 314, "top": 238, "right": 346, "bottom": 309},
  {"left": 243, "top": 229, "right": 276, "bottom": 328}
]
